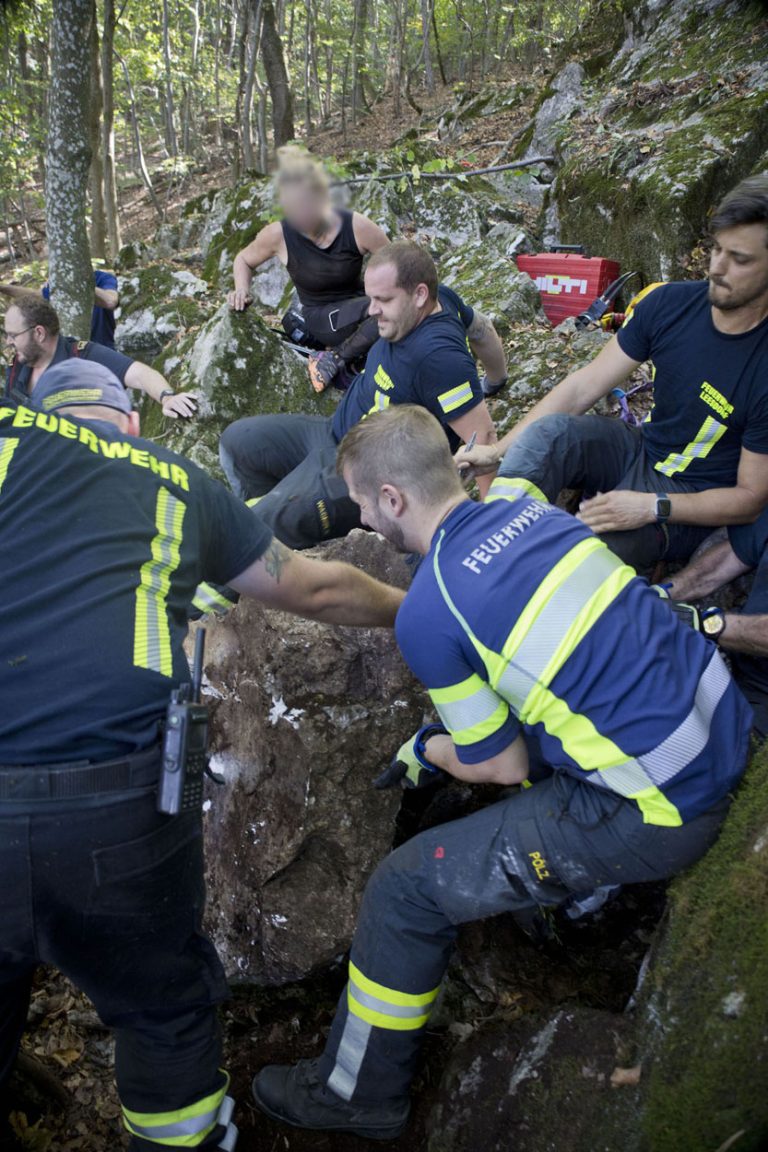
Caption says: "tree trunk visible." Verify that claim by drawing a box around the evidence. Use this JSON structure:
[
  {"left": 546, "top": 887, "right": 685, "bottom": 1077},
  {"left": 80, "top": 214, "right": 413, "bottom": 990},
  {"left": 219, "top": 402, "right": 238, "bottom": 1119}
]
[
  {"left": 116, "top": 51, "right": 162, "bottom": 218},
  {"left": 161, "top": 0, "right": 179, "bottom": 157},
  {"left": 87, "top": 5, "right": 107, "bottom": 259},
  {"left": 350, "top": 0, "right": 369, "bottom": 121},
  {"left": 102, "top": 0, "right": 122, "bottom": 257},
  {"left": 260, "top": 0, "right": 295, "bottom": 148},
  {"left": 420, "top": 0, "right": 434, "bottom": 94},
  {"left": 46, "top": 0, "right": 95, "bottom": 340}
]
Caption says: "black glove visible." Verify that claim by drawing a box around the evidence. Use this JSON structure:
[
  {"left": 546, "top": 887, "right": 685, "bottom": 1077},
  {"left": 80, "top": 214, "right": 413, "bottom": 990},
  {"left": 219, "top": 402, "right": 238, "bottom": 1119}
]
[
  {"left": 374, "top": 723, "right": 448, "bottom": 790},
  {"left": 480, "top": 374, "right": 509, "bottom": 398}
]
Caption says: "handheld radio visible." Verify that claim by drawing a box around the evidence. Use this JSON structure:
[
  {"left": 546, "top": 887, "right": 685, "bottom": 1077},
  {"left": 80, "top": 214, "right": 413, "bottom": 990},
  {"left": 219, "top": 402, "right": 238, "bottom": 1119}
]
[{"left": 158, "top": 628, "right": 209, "bottom": 815}]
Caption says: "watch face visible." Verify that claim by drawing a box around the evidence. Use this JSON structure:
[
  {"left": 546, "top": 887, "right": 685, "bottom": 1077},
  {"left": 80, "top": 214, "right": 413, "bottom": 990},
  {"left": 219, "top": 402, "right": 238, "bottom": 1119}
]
[
  {"left": 656, "top": 497, "right": 672, "bottom": 519},
  {"left": 703, "top": 613, "right": 724, "bottom": 637}
]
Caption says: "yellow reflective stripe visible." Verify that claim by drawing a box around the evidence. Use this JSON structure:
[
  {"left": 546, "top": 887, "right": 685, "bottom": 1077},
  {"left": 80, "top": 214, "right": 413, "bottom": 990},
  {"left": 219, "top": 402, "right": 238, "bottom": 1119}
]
[
  {"left": 134, "top": 487, "right": 186, "bottom": 677},
  {"left": 430, "top": 674, "right": 509, "bottom": 744},
  {"left": 434, "top": 693, "right": 510, "bottom": 747},
  {"left": 122, "top": 1075, "right": 228, "bottom": 1146},
  {"left": 654, "top": 415, "right": 727, "bottom": 477},
  {"left": 192, "top": 583, "right": 235, "bottom": 614},
  {"left": 498, "top": 536, "right": 605, "bottom": 679},
  {"left": 349, "top": 961, "right": 439, "bottom": 1009},
  {"left": 0, "top": 436, "right": 19, "bottom": 495},
  {"left": 487, "top": 475, "right": 548, "bottom": 504},
  {"left": 535, "top": 563, "right": 635, "bottom": 692},
  {"left": 348, "top": 994, "right": 432, "bottom": 1031},
  {"left": 367, "top": 391, "right": 391, "bottom": 416},
  {"left": 438, "top": 381, "right": 474, "bottom": 414}
]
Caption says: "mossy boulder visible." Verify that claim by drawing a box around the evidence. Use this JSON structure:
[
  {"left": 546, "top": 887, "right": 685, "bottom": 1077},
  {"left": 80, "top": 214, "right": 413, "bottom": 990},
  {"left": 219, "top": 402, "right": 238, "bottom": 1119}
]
[
  {"left": 633, "top": 742, "right": 768, "bottom": 1152},
  {"left": 139, "top": 304, "right": 336, "bottom": 478},
  {"left": 115, "top": 262, "right": 214, "bottom": 360},
  {"left": 551, "top": 0, "right": 768, "bottom": 281}
]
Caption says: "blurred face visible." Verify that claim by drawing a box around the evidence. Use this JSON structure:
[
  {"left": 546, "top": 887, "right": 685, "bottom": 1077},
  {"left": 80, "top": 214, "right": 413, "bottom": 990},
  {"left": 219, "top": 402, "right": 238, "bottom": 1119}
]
[
  {"left": 3, "top": 306, "right": 46, "bottom": 364},
  {"left": 364, "top": 263, "right": 430, "bottom": 343},
  {"left": 708, "top": 223, "right": 768, "bottom": 312},
  {"left": 279, "top": 182, "right": 328, "bottom": 235},
  {"left": 345, "top": 469, "right": 408, "bottom": 552}
]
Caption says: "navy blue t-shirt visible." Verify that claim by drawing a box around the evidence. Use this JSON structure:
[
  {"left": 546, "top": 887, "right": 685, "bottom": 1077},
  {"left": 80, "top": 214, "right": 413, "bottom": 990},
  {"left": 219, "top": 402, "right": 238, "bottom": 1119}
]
[
  {"left": 42, "top": 269, "right": 118, "bottom": 349},
  {"left": 0, "top": 400, "right": 272, "bottom": 764},
  {"left": 617, "top": 281, "right": 768, "bottom": 489},
  {"left": 5, "top": 335, "right": 134, "bottom": 402},
  {"left": 331, "top": 284, "right": 482, "bottom": 452}
]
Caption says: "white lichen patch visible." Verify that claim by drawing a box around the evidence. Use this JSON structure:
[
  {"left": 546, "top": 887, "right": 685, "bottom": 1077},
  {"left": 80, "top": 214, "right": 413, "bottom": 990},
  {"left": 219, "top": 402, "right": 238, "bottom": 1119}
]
[{"left": 269, "top": 694, "right": 306, "bottom": 729}]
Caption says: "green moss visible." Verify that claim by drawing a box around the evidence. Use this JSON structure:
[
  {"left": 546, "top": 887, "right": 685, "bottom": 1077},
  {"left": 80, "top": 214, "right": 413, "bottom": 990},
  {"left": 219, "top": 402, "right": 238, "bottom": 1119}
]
[{"left": 638, "top": 744, "right": 768, "bottom": 1152}]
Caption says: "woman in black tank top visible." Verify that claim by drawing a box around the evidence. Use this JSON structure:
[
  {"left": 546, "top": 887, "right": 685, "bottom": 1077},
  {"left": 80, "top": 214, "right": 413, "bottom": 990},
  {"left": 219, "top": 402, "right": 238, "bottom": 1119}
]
[{"left": 227, "top": 146, "right": 388, "bottom": 391}]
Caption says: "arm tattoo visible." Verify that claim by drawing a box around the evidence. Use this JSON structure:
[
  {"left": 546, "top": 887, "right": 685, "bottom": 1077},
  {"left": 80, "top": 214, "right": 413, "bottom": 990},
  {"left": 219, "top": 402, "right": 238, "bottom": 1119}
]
[
  {"left": 467, "top": 310, "right": 492, "bottom": 342},
  {"left": 263, "top": 540, "right": 291, "bottom": 583}
]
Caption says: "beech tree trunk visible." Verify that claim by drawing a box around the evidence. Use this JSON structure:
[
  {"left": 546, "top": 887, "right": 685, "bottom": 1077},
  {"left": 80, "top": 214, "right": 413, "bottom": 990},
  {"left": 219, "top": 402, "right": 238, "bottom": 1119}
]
[
  {"left": 260, "top": 0, "right": 294, "bottom": 148},
  {"left": 46, "top": 0, "right": 95, "bottom": 340},
  {"left": 88, "top": 5, "right": 107, "bottom": 259},
  {"left": 102, "top": 0, "right": 122, "bottom": 257}
]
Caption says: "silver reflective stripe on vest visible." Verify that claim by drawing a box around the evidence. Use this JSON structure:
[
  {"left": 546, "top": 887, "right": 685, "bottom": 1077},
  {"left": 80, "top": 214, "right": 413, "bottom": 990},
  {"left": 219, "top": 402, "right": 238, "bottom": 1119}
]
[
  {"left": 496, "top": 546, "right": 624, "bottom": 710},
  {"left": 327, "top": 1013, "right": 372, "bottom": 1101},
  {"left": 639, "top": 652, "right": 730, "bottom": 785},
  {"left": 594, "top": 652, "right": 730, "bottom": 797},
  {"left": 434, "top": 682, "right": 502, "bottom": 732}
]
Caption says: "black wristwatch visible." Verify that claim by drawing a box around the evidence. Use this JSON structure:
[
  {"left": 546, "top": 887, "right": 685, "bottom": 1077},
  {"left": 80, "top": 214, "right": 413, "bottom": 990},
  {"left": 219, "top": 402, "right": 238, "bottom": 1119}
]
[
  {"left": 159, "top": 388, "right": 175, "bottom": 402},
  {"left": 702, "top": 608, "right": 726, "bottom": 640},
  {"left": 655, "top": 493, "right": 672, "bottom": 523}
]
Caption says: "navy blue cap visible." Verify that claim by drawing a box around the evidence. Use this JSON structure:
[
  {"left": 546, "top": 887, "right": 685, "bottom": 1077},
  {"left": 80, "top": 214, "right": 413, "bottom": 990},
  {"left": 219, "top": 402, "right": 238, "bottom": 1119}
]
[{"left": 31, "top": 360, "right": 132, "bottom": 416}]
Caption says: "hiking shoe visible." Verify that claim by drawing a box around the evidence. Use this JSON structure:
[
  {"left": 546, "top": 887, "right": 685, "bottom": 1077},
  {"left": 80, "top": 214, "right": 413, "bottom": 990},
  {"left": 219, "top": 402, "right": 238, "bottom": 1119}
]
[
  {"left": 252, "top": 1057, "right": 410, "bottom": 1141},
  {"left": 308, "top": 350, "right": 343, "bottom": 392}
]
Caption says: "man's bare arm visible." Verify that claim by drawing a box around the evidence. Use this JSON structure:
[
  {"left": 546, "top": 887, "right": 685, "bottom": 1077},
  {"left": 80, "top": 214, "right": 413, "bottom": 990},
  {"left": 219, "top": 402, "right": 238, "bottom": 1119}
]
[
  {"left": 1, "top": 282, "right": 118, "bottom": 309},
  {"left": 229, "top": 538, "right": 405, "bottom": 627},
  {"left": 665, "top": 537, "right": 751, "bottom": 601},
  {"left": 579, "top": 447, "right": 768, "bottom": 535},
  {"left": 449, "top": 401, "right": 498, "bottom": 499},
  {"left": 459, "top": 337, "right": 641, "bottom": 476},
  {"left": 424, "top": 731, "right": 529, "bottom": 785},
  {"left": 94, "top": 285, "right": 119, "bottom": 310},
  {"left": 466, "top": 309, "right": 507, "bottom": 385},
  {"left": 124, "top": 361, "right": 198, "bottom": 419},
  {"left": 719, "top": 613, "right": 768, "bottom": 657}
]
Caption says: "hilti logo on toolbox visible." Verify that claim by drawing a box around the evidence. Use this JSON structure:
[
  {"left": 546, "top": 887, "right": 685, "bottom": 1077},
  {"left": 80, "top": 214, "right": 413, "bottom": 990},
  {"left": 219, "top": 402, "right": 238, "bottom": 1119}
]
[{"left": 534, "top": 274, "right": 589, "bottom": 296}]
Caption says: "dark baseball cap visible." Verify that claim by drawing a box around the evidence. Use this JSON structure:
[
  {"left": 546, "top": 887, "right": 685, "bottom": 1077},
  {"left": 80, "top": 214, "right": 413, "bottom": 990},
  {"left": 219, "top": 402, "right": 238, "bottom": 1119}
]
[{"left": 31, "top": 360, "right": 132, "bottom": 416}]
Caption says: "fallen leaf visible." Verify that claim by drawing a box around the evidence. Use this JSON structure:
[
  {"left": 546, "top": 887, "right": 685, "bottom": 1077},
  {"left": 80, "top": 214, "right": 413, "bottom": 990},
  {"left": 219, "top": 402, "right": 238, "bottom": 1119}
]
[{"left": 610, "top": 1064, "right": 642, "bottom": 1087}]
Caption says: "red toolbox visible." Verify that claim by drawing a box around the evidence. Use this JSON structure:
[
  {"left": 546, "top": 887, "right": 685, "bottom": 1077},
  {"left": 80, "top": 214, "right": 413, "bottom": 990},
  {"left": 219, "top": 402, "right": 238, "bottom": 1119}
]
[{"left": 516, "top": 246, "right": 621, "bottom": 327}]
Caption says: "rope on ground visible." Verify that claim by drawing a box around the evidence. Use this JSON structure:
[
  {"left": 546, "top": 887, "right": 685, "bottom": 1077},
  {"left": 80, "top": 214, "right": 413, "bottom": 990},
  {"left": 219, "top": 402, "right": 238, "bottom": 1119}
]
[{"left": 331, "top": 156, "right": 556, "bottom": 187}]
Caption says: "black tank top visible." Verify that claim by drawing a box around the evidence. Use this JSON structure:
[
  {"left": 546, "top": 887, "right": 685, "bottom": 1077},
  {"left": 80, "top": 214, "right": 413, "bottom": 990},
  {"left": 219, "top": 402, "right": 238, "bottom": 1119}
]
[{"left": 282, "top": 209, "right": 365, "bottom": 309}]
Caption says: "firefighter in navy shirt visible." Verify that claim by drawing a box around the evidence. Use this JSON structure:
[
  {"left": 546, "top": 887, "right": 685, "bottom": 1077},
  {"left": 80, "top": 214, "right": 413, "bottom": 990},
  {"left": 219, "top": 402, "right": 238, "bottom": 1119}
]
[
  {"left": 249, "top": 405, "right": 751, "bottom": 1141},
  {"left": 219, "top": 240, "right": 505, "bottom": 550},
  {"left": 3, "top": 294, "right": 197, "bottom": 418},
  {"left": 461, "top": 174, "right": 768, "bottom": 574},
  {"left": 0, "top": 360, "right": 403, "bottom": 1151}
]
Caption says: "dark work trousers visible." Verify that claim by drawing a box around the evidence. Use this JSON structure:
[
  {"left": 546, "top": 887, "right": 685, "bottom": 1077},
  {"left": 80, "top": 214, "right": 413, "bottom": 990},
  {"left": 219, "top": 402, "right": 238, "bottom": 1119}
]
[
  {"left": 303, "top": 297, "right": 379, "bottom": 365},
  {"left": 317, "top": 770, "right": 728, "bottom": 1104},
  {"left": 728, "top": 512, "right": 768, "bottom": 738},
  {"left": 0, "top": 782, "right": 231, "bottom": 1150},
  {"left": 219, "top": 413, "right": 360, "bottom": 550},
  {"left": 498, "top": 414, "right": 714, "bottom": 572}
]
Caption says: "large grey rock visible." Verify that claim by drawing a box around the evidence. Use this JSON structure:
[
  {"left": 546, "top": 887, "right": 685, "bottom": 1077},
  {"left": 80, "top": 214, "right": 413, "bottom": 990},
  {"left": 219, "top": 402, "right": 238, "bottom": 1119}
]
[
  {"left": 115, "top": 263, "right": 213, "bottom": 361},
  {"left": 197, "top": 531, "right": 426, "bottom": 984},
  {"left": 527, "top": 62, "right": 586, "bottom": 159},
  {"left": 140, "top": 303, "right": 336, "bottom": 478}
]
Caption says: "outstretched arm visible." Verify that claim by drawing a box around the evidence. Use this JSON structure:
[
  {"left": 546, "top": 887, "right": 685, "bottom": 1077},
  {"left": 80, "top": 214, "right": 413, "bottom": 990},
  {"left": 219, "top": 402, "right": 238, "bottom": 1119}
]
[
  {"left": 124, "top": 361, "right": 198, "bottom": 419},
  {"left": 449, "top": 401, "right": 498, "bottom": 498},
  {"left": 459, "top": 336, "right": 640, "bottom": 476},
  {"left": 229, "top": 538, "right": 404, "bottom": 627},
  {"left": 665, "top": 537, "right": 752, "bottom": 601},
  {"left": 228, "top": 222, "right": 284, "bottom": 311}
]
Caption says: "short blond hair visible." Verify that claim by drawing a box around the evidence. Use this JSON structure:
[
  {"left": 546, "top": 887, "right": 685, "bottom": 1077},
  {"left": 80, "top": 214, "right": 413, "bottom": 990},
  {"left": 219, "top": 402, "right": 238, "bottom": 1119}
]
[
  {"left": 275, "top": 145, "right": 329, "bottom": 196},
  {"left": 337, "top": 406, "right": 464, "bottom": 507}
]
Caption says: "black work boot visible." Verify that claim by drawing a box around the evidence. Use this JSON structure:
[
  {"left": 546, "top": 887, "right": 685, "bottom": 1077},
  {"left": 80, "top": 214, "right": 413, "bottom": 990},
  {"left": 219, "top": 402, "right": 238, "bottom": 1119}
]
[{"left": 252, "top": 1058, "right": 410, "bottom": 1141}]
